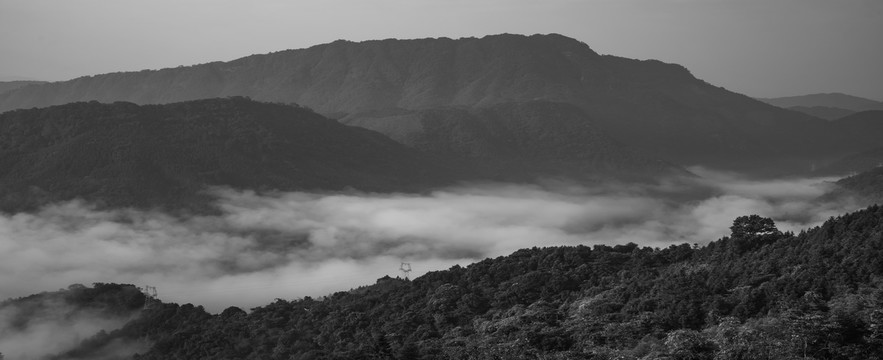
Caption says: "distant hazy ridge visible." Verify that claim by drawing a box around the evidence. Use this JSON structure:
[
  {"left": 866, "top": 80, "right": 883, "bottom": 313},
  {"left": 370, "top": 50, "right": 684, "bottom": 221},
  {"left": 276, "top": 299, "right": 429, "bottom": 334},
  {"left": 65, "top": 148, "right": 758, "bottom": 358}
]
[{"left": 1, "top": 34, "right": 880, "bottom": 174}]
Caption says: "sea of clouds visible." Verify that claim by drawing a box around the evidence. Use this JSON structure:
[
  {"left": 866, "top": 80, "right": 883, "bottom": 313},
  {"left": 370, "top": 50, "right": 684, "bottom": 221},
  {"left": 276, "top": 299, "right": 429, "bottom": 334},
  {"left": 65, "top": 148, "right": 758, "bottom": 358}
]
[{"left": 0, "top": 168, "right": 860, "bottom": 314}]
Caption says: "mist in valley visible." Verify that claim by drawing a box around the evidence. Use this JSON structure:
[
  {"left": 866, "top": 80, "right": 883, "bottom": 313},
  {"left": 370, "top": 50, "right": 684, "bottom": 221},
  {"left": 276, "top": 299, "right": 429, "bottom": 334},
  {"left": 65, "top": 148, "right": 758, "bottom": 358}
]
[
  {"left": 0, "top": 168, "right": 859, "bottom": 315},
  {"left": 0, "top": 293, "right": 147, "bottom": 359}
]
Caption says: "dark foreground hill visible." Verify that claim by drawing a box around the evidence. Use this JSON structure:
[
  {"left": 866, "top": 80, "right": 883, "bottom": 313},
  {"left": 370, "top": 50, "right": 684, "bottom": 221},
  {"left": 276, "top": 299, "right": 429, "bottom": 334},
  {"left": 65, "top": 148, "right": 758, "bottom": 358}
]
[
  {"left": 1, "top": 34, "right": 874, "bottom": 174},
  {"left": 31, "top": 205, "right": 883, "bottom": 360},
  {"left": 0, "top": 98, "right": 467, "bottom": 212}
]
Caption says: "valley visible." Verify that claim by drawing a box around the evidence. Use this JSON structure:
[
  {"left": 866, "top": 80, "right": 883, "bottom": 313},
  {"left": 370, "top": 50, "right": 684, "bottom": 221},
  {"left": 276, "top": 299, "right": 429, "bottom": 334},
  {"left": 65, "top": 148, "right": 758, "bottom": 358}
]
[{"left": 1, "top": 30, "right": 882, "bottom": 360}]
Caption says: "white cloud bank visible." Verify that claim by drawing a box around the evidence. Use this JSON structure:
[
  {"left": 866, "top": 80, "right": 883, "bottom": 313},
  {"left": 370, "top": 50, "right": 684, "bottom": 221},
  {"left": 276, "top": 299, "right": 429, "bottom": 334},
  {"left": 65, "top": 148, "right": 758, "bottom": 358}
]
[{"left": 0, "top": 169, "right": 860, "bottom": 312}]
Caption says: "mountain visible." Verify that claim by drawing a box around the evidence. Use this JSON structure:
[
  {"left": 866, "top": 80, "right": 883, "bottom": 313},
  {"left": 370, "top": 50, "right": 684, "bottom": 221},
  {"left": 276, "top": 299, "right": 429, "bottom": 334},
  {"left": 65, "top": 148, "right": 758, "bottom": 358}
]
[
  {"left": 836, "top": 166, "right": 883, "bottom": 205},
  {"left": 819, "top": 146, "right": 883, "bottom": 175},
  {"left": 759, "top": 93, "right": 883, "bottom": 112},
  {"left": 0, "top": 98, "right": 467, "bottom": 212},
  {"left": 0, "top": 80, "right": 46, "bottom": 96},
  {"left": 784, "top": 105, "right": 855, "bottom": 121},
  {"left": 810, "top": 111, "right": 883, "bottom": 175},
  {"left": 826, "top": 110, "right": 883, "bottom": 156},
  {"left": 34, "top": 205, "right": 883, "bottom": 359},
  {"left": 341, "top": 101, "right": 683, "bottom": 180},
  {"left": 0, "top": 34, "right": 869, "bottom": 175}
]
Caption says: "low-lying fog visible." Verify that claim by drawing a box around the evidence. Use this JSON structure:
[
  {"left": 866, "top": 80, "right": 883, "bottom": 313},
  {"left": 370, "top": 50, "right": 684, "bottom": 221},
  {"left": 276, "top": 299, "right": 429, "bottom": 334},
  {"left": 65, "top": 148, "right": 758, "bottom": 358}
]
[{"left": 0, "top": 168, "right": 860, "bottom": 312}]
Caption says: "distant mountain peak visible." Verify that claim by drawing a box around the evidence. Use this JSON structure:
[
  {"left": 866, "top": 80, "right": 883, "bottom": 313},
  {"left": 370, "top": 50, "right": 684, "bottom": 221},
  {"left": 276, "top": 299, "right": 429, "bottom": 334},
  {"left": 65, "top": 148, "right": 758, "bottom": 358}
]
[{"left": 0, "top": 35, "right": 878, "bottom": 175}]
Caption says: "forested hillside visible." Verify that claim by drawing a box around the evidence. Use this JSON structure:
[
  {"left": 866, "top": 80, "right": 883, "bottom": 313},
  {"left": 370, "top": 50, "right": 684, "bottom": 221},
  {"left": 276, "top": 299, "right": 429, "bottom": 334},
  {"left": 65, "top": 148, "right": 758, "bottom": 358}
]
[
  {"left": 40, "top": 205, "right": 883, "bottom": 359},
  {"left": 0, "top": 97, "right": 467, "bottom": 212}
]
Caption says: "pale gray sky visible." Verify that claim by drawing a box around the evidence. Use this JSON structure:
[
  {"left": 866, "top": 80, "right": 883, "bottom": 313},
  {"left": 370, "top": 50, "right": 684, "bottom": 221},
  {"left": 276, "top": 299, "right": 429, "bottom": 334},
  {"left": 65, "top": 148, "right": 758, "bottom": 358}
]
[{"left": 1, "top": 0, "right": 881, "bottom": 100}]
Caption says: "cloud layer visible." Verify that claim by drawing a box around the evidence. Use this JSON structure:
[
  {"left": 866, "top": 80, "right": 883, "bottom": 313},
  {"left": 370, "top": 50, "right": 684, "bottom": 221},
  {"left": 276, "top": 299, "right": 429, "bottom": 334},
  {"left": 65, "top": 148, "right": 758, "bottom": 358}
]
[{"left": 0, "top": 169, "right": 859, "bottom": 312}]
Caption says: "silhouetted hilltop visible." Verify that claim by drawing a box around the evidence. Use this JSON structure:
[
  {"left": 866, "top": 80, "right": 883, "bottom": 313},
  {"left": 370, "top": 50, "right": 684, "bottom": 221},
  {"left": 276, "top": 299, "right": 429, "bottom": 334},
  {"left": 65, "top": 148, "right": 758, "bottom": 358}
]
[
  {"left": 0, "top": 98, "right": 465, "bottom": 212},
  {"left": 42, "top": 205, "right": 883, "bottom": 359},
  {"left": 1, "top": 34, "right": 871, "bottom": 175}
]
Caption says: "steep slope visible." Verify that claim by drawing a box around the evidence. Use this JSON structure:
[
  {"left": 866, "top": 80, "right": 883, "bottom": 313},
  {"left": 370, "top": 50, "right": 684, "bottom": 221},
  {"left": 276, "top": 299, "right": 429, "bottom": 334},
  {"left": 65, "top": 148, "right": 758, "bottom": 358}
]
[
  {"left": 0, "top": 34, "right": 862, "bottom": 174},
  {"left": 342, "top": 101, "right": 683, "bottom": 180},
  {"left": 45, "top": 206, "right": 883, "bottom": 359},
  {"left": 0, "top": 98, "right": 465, "bottom": 212},
  {"left": 759, "top": 93, "right": 883, "bottom": 112}
]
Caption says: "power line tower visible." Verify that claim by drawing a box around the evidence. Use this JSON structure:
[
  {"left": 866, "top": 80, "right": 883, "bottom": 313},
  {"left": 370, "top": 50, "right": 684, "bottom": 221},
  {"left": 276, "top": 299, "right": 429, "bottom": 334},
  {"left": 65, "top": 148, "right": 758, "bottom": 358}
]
[
  {"left": 142, "top": 285, "right": 159, "bottom": 310},
  {"left": 399, "top": 262, "right": 412, "bottom": 280}
]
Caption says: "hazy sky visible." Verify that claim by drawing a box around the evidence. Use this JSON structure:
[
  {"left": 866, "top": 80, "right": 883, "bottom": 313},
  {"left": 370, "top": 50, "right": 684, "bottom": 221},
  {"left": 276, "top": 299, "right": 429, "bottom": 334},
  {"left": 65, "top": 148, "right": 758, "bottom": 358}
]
[{"left": 1, "top": 0, "right": 882, "bottom": 99}]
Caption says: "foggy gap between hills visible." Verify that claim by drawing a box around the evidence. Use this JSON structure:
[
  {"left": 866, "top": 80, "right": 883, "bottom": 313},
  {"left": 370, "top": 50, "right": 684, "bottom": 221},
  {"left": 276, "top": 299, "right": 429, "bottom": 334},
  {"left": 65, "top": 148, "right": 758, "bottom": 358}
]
[{"left": 0, "top": 167, "right": 862, "bottom": 313}]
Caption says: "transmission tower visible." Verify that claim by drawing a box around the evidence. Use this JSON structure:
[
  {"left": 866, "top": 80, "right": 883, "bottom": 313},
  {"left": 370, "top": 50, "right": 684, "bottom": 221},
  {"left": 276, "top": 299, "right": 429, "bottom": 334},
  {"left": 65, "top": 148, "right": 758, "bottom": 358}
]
[
  {"left": 142, "top": 285, "right": 159, "bottom": 310},
  {"left": 399, "top": 262, "right": 412, "bottom": 280}
]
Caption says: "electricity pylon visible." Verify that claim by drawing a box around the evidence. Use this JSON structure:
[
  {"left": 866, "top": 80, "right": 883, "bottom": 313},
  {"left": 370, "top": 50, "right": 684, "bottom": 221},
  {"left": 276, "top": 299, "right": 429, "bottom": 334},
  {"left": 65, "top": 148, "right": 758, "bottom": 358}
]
[{"left": 399, "top": 262, "right": 412, "bottom": 280}]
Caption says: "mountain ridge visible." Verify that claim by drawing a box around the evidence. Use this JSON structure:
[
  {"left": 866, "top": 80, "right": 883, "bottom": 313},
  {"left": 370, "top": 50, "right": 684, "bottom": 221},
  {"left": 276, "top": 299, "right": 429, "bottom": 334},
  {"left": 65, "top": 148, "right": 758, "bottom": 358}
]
[{"left": 0, "top": 33, "right": 861, "bottom": 175}]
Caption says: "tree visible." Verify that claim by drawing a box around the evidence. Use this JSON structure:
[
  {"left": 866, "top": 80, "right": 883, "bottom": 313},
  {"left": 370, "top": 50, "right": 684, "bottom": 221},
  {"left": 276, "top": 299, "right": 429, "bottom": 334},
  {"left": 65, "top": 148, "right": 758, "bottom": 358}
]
[
  {"left": 729, "top": 215, "right": 782, "bottom": 253},
  {"left": 730, "top": 215, "right": 780, "bottom": 239}
]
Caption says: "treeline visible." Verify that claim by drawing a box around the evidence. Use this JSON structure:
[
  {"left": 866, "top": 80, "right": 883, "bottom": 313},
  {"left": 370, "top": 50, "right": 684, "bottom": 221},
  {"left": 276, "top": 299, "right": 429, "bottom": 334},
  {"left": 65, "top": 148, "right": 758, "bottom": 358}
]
[{"left": 27, "top": 205, "right": 883, "bottom": 359}]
